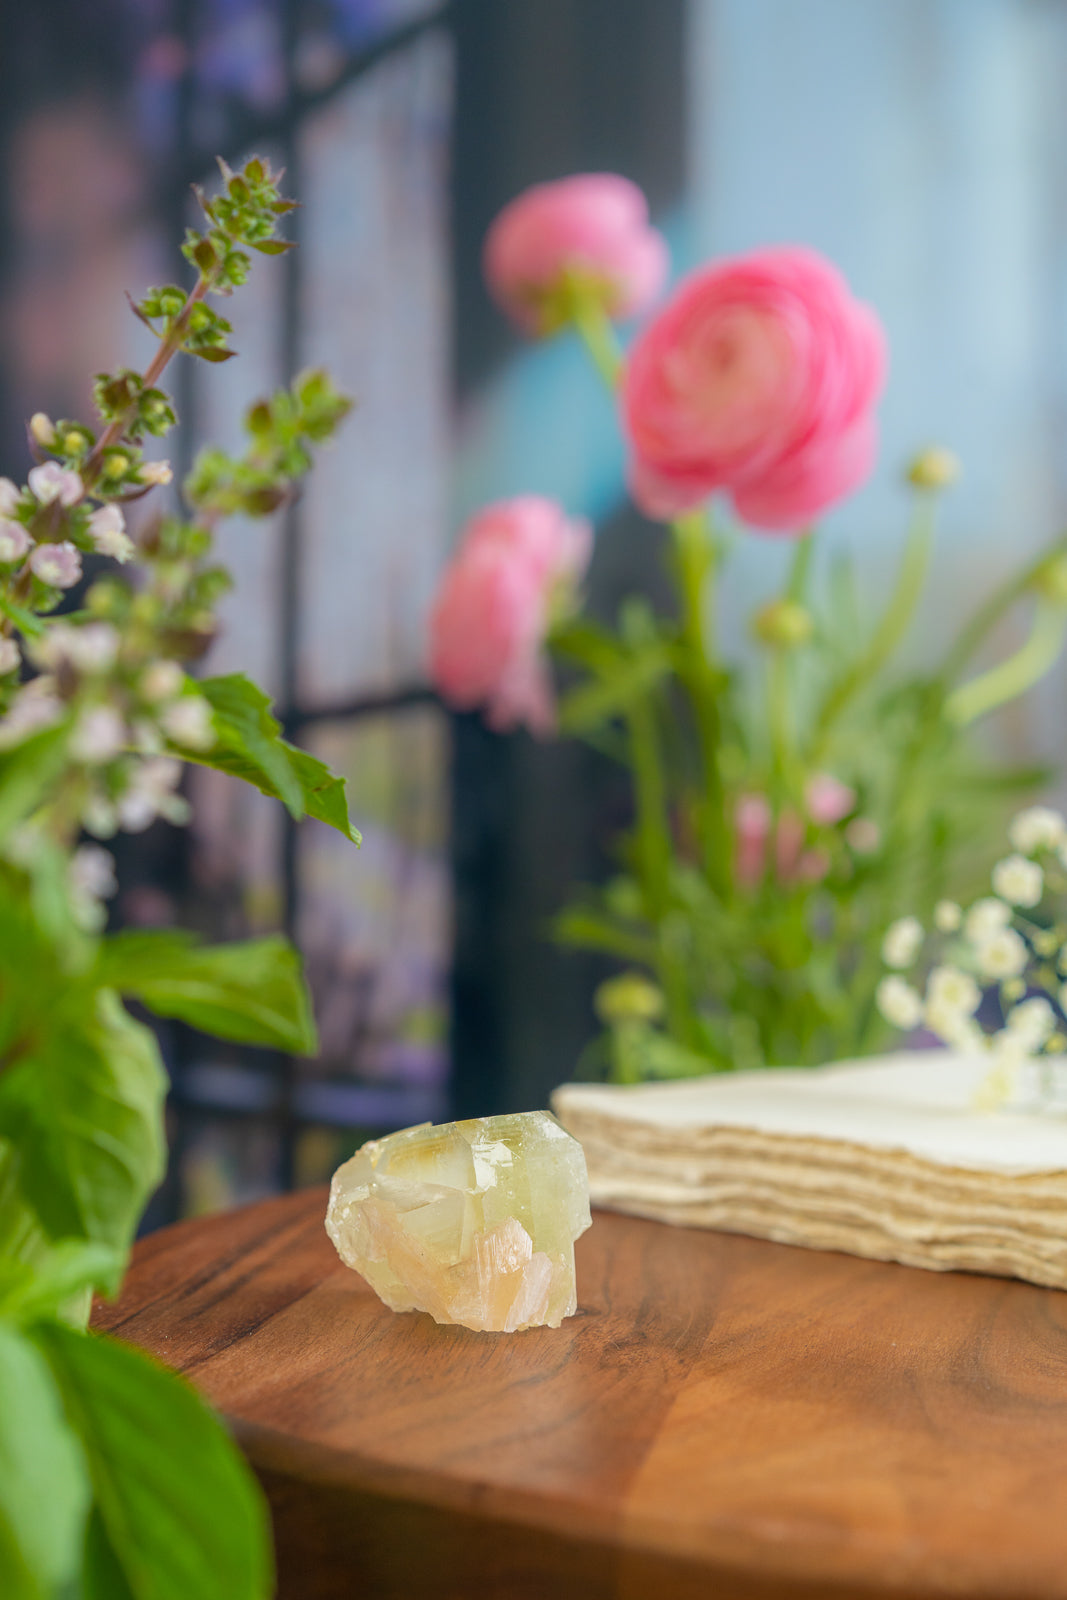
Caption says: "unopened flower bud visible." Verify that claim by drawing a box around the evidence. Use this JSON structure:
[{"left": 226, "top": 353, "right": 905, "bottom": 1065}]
[
  {"left": 845, "top": 817, "right": 881, "bottom": 856},
  {"left": 0, "top": 638, "right": 20, "bottom": 676},
  {"left": 751, "top": 598, "right": 814, "bottom": 650},
  {"left": 0, "top": 479, "right": 21, "bottom": 516},
  {"left": 29, "top": 413, "right": 56, "bottom": 448},
  {"left": 159, "top": 694, "right": 214, "bottom": 751},
  {"left": 594, "top": 971, "right": 665, "bottom": 1026},
  {"left": 907, "top": 447, "right": 961, "bottom": 491},
  {"left": 140, "top": 660, "right": 185, "bottom": 703},
  {"left": 0, "top": 520, "right": 31, "bottom": 563},
  {"left": 139, "top": 460, "right": 173, "bottom": 487},
  {"left": 102, "top": 453, "right": 130, "bottom": 481},
  {"left": 88, "top": 504, "right": 135, "bottom": 563},
  {"left": 28, "top": 462, "right": 83, "bottom": 507},
  {"left": 29, "top": 541, "right": 82, "bottom": 589},
  {"left": 1034, "top": 554, "right": 1067, "bottom": 606}
]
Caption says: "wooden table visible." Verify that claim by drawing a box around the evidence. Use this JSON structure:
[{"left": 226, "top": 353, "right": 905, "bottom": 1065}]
[{"left": 94, "top": 1187, "right": 1067, "bottom": 1600}]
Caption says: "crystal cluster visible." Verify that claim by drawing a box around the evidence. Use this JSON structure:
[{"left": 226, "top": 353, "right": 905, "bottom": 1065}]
[{"left": 325, "top": 1111, "right": 591, "bottom": 1332}]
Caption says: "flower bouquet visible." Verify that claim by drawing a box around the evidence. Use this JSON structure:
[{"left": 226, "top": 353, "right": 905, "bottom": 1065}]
[{"left": 431, "top": 174, "right": 1067, "bottom": 1081}]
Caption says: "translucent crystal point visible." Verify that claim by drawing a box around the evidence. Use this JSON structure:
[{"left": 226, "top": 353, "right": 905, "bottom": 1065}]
[{"left": 325, "top": 1111, "right": 591, "bottom": 1332}]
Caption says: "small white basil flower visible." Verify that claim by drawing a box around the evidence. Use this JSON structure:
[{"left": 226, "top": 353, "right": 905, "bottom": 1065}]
[
  {"left": 138, "top": 460, "right": 173, "bottom": 487},
  {"left": 0, "top": 519, "right": 31, "bottom": 563},
  {"left": 0, "top": 638, "right": 20, "bottom": 676},
  {"left": 934, "top": 900, "right": 962, "bottom": 933},
  {"left": 35, "top": 621, "right": 119, "bottom": 675},
  {"left": 881, "top": 915, "right": 923, "bottom": 969},
  {"left": 876, "top": 975, "right": 923, "bottom": 1030},
  {"left": 88, "top": 503, "right": 135, "bottom": 563},
  {"left": 991, "top": 854, "right": 1043, "bottom": 908},
  {"left": 973, "top": 926, "right": 1028, "bottom": 981},
  {"left": 159, "top": 695, "right": 214, "bottom": 751},
  {"left": 1009, "top": 805, "right": 1065, "bottom": 855},
  {"left": 29, "top": 541, "right": 82, "bottom": 588},
  {"left": 70, "top": 706, "right": 126, "bottom": 765},
  {"left": 964, "top": 897, "right": 1012, "bottom": 942},
  {"left": 0, "top": 478, "right": 21, "bottom": 516},
  {"left": 70, "top": 844, "right": 118, "bottom": 902},
  {"left": 0, "top": 679, "right": 63, "bottom": 748},
  {"left": 27, "top": 461, "right": 83, "bottom": 507},
  {"left": 117, "top": 756, "right": 187, "bottom": 832},
  {"left": 139, "top": 660, "right": 185, "bottom": 703}
]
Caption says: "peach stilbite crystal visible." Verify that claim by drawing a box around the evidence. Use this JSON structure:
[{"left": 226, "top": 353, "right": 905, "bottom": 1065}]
[{"left": 325, "top": 1111, "right": 591, "bottom": 1332}]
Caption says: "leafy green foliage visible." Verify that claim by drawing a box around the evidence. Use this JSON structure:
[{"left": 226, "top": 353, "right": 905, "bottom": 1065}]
[
  {"left": 192, "top": 673, "right": 361, "bottom": 841},
  {"left": 0, "top": 1324, "right": 90, "bottom": 1600},
  {"left": 98, "top": 931, "right": 318, "bottom": 1054},
  {"left": 34, "top": 1325, "right": 273, "bottom": 1600},
  {"left": 0, "top": 150, "right": 358, "bottom": 1600}
]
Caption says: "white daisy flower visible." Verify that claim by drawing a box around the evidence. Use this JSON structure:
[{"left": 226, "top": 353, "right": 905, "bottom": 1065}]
[
  {"left": 973, "top": 927, "right": 1028, "bottom": 981},
  {"left": 876, "top": 975, "right": 923, "bottom": 1030},
  {"left": 964, "top": 897, "right": 1012, "bottom": 942},
  {"left": 1006, "top": 996, "right": 1055, "bottom": 1049},
  {"left": 1009, "top": 806, "right": 1065, "bottom": 854},
  {"left": 991, "top": 854, "right": 1043, "bottom": 908},
  {"left": 882, "top": 916, "right": 923, "bottom": 969},
  {"left": 934, "top": 900, "right": 962, "bottom": 933},
  {"left": 927, "top": 965, "right": 981, "bottom": 1018}
]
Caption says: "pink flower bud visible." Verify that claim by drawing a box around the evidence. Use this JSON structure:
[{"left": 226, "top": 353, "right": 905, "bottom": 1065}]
[
  {"left": 429, "top": 497, "right": 592, "bottom": 735},
  {"left": 484, "top": 175, "right": 668, "bottom": 336},
  {"left": 29, "top": 541, "right": 82, "bottom": 588},
  {"left": 28, "top": 462, "right": 83, "bottom": 507},
  {"left": 621, "top": 246, "right": 886, "bottom": 530},
  {"left": 735, "top": 793, "right": 771, "bottom": 888},
  {"left": 0, "top": 519, "right": 31, "bottom": 563},
  {"left": 805, "top": 772, "right": 856, "bottom": 827},
  {"left": 0, "top": 479, "right": 21, "bottom": 516}
]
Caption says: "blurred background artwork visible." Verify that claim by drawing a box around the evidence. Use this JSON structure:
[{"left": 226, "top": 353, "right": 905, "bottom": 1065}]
[{"left": 3, "top": 0, "right": 1067, "bottom": 1218}]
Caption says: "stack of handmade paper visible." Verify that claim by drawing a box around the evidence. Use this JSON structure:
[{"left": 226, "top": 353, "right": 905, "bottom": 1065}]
[{"left": 552, "top": 1051, "right": 1067, "bottom": 1290}]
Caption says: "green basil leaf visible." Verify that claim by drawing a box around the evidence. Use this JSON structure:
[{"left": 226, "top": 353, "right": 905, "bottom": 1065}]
[
  {"left": 0, "top": 1240, "right": 125, "bottom": 1325},
  {"left": 34, "top": 1324, "right": 273, "bottom": 1600},
  {"left": 98, "top": 930, "right": 317, "bottom": 1054},
  {"left": 0, "top": 991, "right": 166, "bottom": 1251},
  {"left": 0, "top": 722, "right": 70, "bottom": 837},
  {"left": 0, "top": 1323, "right": 90, "bottom": 1600},
  {"left": 191, "top": 673, "right": 360, "bottom": 842}
]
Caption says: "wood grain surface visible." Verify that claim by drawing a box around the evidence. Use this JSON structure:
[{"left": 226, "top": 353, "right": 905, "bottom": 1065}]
[{"left": 94, "top": 1188, "right": 1067, "bottom": 1600}]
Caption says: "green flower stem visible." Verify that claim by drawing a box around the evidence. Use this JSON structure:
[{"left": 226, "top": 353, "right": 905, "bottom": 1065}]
[
  {"left": 671, "top": 508, "right": 728, "bottom": 892},
  {"left": 810, "top": 493, "right": 936, "bottom": 761},
  {"left": 944, "top": 599, "right": 1067, "bottom": 726},
  {"left": 568, "top": 295, "right": 623, "bottom": 389},
  {"left": 625, "top": 697, "right": 692, "bottom": 1040},
  {"left": 939, "top": 536, "right": 1067, "bottom": 683},
  {"left": 82, "top": 279, "right": 212, "bottom": 489},
  {"left": 768, "top": 532, "right": 815, "bottom": 796}
]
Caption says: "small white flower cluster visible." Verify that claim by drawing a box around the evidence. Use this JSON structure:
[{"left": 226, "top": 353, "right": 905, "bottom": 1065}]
[{"left": 875, "top": 805, "right": 1067, "bottom": 1106}]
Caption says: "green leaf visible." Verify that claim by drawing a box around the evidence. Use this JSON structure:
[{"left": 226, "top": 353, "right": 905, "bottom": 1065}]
[
  {"left": 0, "top": 991, "right": 166, "bottom": 1251},
  {"left": 98, "top": 930, "right": 317, "bottom": 1054},
  {"left": 558, "top": 646, "right": 671, "bottom": 735},
  {"left": 193, "top": 673, "right": 361, "bottom": 841},
  {"left": 0, "top": 1323, "right": 90, "bottom": 1600},
  {"left": 0, "top": 1240, "right": 125, "bottom": 1325},
  {"left": 248, "top": 239, "right": 294, "bottom": 255},
  {"left": 34, "top": 1324, "right": 273, "bottom": 1600},
  {"left": 0, "top": 722, "right": 70, "bottom": 837}
]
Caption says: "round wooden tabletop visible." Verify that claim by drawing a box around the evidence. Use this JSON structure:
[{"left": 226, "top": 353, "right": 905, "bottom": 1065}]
[{"left": 94, "top": 1187, "right": 1067, "bottom": 1600}]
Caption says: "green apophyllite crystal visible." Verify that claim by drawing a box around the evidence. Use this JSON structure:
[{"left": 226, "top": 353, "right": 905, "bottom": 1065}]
[{"left": 325, "top": 1111, "right": 591, "bottom": 1332}]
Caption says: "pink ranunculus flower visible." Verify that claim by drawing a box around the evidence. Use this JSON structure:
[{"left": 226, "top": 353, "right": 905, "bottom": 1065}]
[
  {"left": 621, "top": 245, "right": 887, "bottom": 532},
  {"left": 483, "top": 175, "right": 669, "bottom": 336},
  {"left": 429, "top": 497, "right": 592, "bottom": 735}
]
